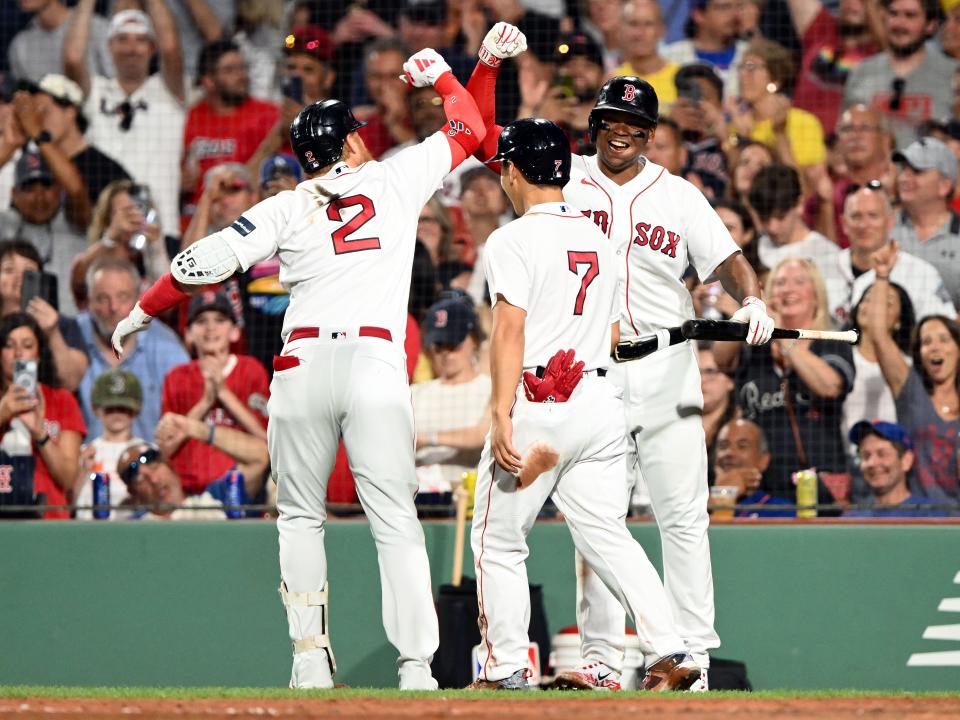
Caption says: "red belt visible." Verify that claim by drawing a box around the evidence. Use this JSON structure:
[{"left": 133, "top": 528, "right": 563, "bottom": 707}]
[{"left": 288, "top": 326, "right": 392, "bottom": 342}]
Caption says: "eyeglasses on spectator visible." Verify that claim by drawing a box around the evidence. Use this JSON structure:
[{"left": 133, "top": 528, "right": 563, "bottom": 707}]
[{"left": 120, "top": 447, "right": 162, "bottom": 485}]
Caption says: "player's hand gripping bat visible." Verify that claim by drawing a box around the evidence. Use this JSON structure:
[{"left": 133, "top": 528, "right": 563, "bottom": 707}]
[{"left": 612, "top": 319, "right": 859, "bottom": 362}]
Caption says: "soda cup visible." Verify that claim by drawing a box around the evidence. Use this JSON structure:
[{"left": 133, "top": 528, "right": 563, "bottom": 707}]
[
  {"left": 225, "top": 470, "right": 245, "bottom": 520},
  {"left": 793, "top": 468, "right": 818, "bottom": 518},
  {"left": 91, "top": 472, "right": 110, "bottom": 520},
  {"left": 461, "top": 469, "right": 478, "bottom": 520}
]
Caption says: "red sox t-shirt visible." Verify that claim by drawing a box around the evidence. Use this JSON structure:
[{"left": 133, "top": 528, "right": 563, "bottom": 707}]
[{"left": 162, "top": 355, "right": 270, "bottom": 495}]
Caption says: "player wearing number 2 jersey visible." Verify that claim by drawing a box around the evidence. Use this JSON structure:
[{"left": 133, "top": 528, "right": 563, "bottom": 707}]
[
  {"left": 468, "top": 117, "right": 700, "bottom": 692},
  {"left": 110, "top": 49, "right": 485, "bottom": 690},
  {"left": 467, "top": 24, "right": 774, "bottom": 690}
]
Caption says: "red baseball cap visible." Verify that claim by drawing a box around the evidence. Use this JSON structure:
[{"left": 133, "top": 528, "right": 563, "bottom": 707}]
[{"left": 284, "top": 25, "right": 333, "bottom": 62}]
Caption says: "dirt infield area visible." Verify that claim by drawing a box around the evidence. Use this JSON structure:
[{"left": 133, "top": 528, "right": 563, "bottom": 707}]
[{"left": 2, "top": 694, "right": 959, "bottom": 720}]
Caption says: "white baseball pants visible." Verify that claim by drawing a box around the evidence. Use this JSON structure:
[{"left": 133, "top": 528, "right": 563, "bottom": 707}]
[
  {"left": 580, "top": 341, "right": 719, "bottom": 668},
  {"left": 269, "top": 330, "right": 439, "bottom": 687},
  {"left": 470, "top": 376, "right": 686, "bottom": 682}
]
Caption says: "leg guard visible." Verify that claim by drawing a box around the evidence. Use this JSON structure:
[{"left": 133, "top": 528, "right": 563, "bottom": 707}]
[{"left": 280, "top": 581, "right": 337, "bottom": 679}]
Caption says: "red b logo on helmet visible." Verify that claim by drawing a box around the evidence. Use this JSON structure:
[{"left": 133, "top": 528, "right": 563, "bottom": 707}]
[{"left": 622, "top": 84, "right": 636, "bottom": 102}]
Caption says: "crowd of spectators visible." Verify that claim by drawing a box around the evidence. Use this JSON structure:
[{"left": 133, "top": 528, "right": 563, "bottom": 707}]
[{"left": 0, "top": 0, "right": 958, "bottom": 520}]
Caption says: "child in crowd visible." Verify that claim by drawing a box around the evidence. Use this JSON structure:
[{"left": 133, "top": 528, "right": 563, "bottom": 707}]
[
  {"left": 159, "top": 290, "right": 269, "bottom": 495},
  {"left": 74, "top": 369, "right": 144, "bottom": 520}
]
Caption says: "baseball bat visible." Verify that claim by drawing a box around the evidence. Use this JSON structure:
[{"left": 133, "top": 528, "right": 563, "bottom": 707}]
[
  {"left": 612, "top": 320, "right": 859, "bottom": 363},
  {"left": 681, "top": 319, "right": 860, "bottom": 344},
  {"left": 451, "top": 486, "right": 469, "bottom": 587}
]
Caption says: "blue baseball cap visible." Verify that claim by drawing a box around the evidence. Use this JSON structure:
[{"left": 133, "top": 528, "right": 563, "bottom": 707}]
[
  {"left": 849, "top": 420, "right": 913, "bottom": 452},
  {"left": 424, "top": 296, "right": 478, "bottom": 348},
  {"left": 259, "top": 154, "right": 303, "bottom": 187}
]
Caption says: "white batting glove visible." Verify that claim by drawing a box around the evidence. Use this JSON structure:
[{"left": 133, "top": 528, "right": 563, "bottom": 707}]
[
  {"left": 111, "top": 302, "right": 152, "bottom": 358},
  {"left": 400, "top": 49, "right": 452, "bottom": 88},
  {"left": 478, "top": 22, "right": 527, "bottom": 67},
  {"left": 731, "top": 296, "right": 774, "bottom": 345}
]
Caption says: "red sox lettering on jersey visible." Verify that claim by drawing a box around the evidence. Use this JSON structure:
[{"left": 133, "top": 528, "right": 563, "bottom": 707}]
[{"left": 565, "top": 155, "right": 738, "bottom": 338}]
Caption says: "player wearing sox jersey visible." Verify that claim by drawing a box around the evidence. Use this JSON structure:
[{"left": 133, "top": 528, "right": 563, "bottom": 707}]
[
  {"left": 468, "top": 117, "right": 701, "bottom": 692},
  {"left": 467, "top": 25, "right": 774, "bottom": 690},
  {"left": 110, "top": 49, "right": 486, "bottom": 690}
]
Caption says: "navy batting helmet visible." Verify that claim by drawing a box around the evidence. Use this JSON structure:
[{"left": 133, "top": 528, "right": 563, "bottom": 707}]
[
  {"left": 490, "top": 118, "right": 571, "bottom": 187},
  {"left": 289, "top": 99, "right": 367, "bottom": 174},
  {"left": 588, "top": 76, "right": 658, "bottom": 142}
]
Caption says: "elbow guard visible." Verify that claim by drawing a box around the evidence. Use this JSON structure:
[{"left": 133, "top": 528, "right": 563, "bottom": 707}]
[{"left": 172, "top": 235, "right": 241, "bottom": 285}]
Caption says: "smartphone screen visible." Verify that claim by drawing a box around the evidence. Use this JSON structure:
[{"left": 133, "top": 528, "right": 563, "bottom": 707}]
[
  {"left": 20, "top": 270, "right": 41, "bottom": 313},
  {"left": 282, "top": 75, "right": 304, "bottom": 103},
  {"left": 13, "top": 359, "right": 37, "bottom": 398}
]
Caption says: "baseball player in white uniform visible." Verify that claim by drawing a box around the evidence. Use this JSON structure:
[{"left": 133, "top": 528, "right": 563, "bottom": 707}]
[
  {"left": 467, "top": 117, "right": 701, "bottom": 692},
  {"left": 110, "top": 49, "right": 486, "bottom": 690},
  {"left": 467, "top": 28, "right": 774, "bottom": 690}
]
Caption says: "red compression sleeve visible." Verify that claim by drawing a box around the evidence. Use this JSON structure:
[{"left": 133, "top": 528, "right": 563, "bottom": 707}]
[
  {"left": 465, "top": 60, "right": 503, "bottom": 171},
  {"left": 139, "top": 273, "right": 189, "bottom": 316},
  {"left": 435, "top": 71, "right": 485, "bottom": 170}
]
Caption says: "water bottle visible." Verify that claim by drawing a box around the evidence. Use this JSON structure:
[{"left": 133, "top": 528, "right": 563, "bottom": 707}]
[
  {"left": 91, "top": 472, "right": 110, "bottom": 520},
  {"left": 225, "top": 470, "right": 245, "bottom": 519}
]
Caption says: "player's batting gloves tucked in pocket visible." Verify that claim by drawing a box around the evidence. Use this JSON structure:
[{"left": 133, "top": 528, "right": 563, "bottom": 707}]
[{"left": 522, "top": 349, "right": 585, "bottom": 403}]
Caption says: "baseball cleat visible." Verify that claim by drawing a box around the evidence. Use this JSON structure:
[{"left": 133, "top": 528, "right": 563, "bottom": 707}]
[
  {"left": 466, "top": 668, "right": 529, "bottom": 690},
  {"left": 551, "top": 661, "right": 622, "bottom": 691},
  {"left": 641, "top": 652, "right": 701, "bottom": 692},
  {"left": 687, "top": 668, "right": 709, "bottom": 692}
]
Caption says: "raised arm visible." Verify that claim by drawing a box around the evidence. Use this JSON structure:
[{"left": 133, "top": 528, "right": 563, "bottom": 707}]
[
  {"left": 786, "top": 0, "right": 822, "bottom": 39},
  {"left": 183, "top": 0, "right": 226, "bottom": 43},
  {"left": 146, "top": 0, "right": 185, "bottom": 103},
  {"left": 63, "top": 0, "right": 96, "bottom": 96},
  {"left": 401, "top": 49, "right": 486, "bottom": 170},
  {"left": 465, "top": 23, "right": 527, "bottom": 170}
]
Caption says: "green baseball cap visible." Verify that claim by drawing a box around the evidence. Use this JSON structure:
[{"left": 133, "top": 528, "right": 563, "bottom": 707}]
[{"left": 92, "top": 369, "right": 143, "bottom": 413}]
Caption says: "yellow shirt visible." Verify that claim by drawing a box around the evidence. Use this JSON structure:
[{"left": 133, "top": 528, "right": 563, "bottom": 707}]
[
  {"left": 614, "top": 61, "right": 679, "bottom": 108},
  {"left": 749, "top": 107, "right": 826, "bottom": 167}
]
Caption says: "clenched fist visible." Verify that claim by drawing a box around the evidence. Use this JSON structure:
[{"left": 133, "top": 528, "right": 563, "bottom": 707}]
[
  {"left": 400, "top": 48, "right": 452, "bottom": 87},
  {"left": 478, "top": 22, "right": 527, "bottom": 67}
]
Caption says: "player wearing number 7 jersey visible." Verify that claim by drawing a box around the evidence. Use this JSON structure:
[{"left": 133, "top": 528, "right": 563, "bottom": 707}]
[
  {"left": 468, "top": 117, "right": 700, "bottom": 691},
  {"left": 467, "top": 23, "right": 774, "bottom": 690},
  {"left": 109, "top": 49, "right": 485, "bottom": 690}
]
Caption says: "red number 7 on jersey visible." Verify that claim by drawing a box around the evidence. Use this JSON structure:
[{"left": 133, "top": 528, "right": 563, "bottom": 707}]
[{"left": 567, "top": 250, "right": 599, "bottom": 316}]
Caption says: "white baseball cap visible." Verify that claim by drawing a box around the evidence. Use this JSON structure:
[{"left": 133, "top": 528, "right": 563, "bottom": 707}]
[
  {"left": 108, "top": 9, "right": 155, "bottom": 40},
  {"left": 37, "top": 74, "right": 83, "bottom": 107}
]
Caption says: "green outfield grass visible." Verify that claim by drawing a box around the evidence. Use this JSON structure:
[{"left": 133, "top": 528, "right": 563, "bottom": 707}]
[{"left": 1, "top": 686, "right": 958, "bottom": 700}]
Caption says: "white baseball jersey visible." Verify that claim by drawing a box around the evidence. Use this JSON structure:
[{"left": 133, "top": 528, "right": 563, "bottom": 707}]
[
  {"left": 563, "top": 155, "right": 738, "bottom": 339},
  {"left": 483, "top": 202, "right": 618, "bottom": 370},
  {"left": 220, "top": 132, "right": 452, "bottom": 344}
]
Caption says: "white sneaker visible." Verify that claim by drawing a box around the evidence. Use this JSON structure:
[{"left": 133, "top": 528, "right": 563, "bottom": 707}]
[
  {"left": 399, "top": 660, "right": 439, "bottom": 690},
  {"left": 551, "top": 661, "right": 622, "bottom": 691},
  {"left": 289, "top": 648, "right": 335, "bottom": 689}
]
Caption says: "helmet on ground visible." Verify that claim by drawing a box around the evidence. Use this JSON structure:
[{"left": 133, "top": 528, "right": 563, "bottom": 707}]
[
  {"left": 490, "top": 118, "right": 571, "bottom": 186},
  {"left": 588, "top": 76, "right": 658, "bottom": 142},
  {"left": 289, "top": 99, "right": 367, "bottom": 174}
]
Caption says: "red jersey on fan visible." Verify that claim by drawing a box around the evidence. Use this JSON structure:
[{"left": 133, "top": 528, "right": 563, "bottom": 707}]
[
  {"left": 161, "top": 355, "right": 270, "bottom": 495},
  {"left": 183, "top": 96, "right": 279, "bottom": 200}
]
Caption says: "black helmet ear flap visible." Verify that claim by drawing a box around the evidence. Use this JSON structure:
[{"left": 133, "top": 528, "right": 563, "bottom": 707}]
[{"left": 492, "top": 119, "right": 571, "bottom": 187}]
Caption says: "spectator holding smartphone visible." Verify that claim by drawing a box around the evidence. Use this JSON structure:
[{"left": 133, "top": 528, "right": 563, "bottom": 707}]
[
  {"left": 0, "top": 239, "right": 88, "bottom": 391},
  {"left": 0, "top": 312, "right": 84, "bottom": 519}
]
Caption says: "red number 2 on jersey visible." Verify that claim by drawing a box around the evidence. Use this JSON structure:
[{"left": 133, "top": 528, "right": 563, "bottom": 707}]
[
  {"left": 567, "top": 251, "right": 599, "bottom": 316},
  {"left": 326, "top": 195, "right": 381, "bottom": 254}
]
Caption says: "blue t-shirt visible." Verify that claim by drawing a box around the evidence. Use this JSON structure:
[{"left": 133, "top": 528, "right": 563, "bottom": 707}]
[
  {"left": 844, "top": 494, "right": 953, "bottom": 518},
  {"left": 696, "top": 46, "right": 737, "bottom": 71},
  {"left": 736, "top": 491, "right": 795, "bottom": 518}
]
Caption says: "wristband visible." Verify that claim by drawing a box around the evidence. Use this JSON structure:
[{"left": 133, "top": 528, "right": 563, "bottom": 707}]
[
  {"left": 206, "top": 422, "right": 216, "bottom": 444},
  {"left": 35, "top": 433, "right": 50, "bottom": 448}
]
